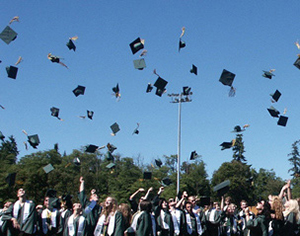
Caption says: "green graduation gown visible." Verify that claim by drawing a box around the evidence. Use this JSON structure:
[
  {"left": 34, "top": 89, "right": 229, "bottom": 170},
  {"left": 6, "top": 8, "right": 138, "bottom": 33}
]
[{"left": 246, "top": 214, "right": 269, "bottom": 236}]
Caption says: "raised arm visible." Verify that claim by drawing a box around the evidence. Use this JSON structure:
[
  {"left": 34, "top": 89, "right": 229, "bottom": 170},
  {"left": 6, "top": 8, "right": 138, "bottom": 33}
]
[
  {"left": 175, "top": 191, "right": 188, "bottom": 209},
  {"left": 79, "top": 176, "right": 85, "bottom": 192},
  {"left": 142, "top": 187, "right": 153, "bottom": 200},
  {"left": 129, "top": 188, "right": 145, "bottom": 201}
]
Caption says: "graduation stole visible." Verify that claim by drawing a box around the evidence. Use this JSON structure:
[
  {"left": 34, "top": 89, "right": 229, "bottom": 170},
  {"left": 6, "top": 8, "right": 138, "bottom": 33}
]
[
  {"left": 160, "top": 209, "right": 170, "bottom": 229},
  {"left": 206, "top": 208, "right": 218, "bottom": 223},
  {"left": 107, "top": 211, "right": 118, "bottom": 236},
  {"left": 151, "top": 213, "right": 156, "bottom": 236},
  {"left": 84, "top": 200, "right": 96, "bottom": 214},
  {"left": 185, "top": 211, "right": 202, "bottom": 235},
  {"left": 94, "top": 214, "right": 106, "bottom": 236},
  {"left": 68, "top": 214, "right": 85, "bottom": 236},
  {"left": 13, "top": 200, "right": 31, "bottom": 223},
  {"left": 41, "top": 208, "right": 57, "bottom": 234},
  {"left": 170, "top": 210, "right": 180, "bottom": 235},
  {"left": 0, "top": 210, "right": 4, "bottom": 227}
]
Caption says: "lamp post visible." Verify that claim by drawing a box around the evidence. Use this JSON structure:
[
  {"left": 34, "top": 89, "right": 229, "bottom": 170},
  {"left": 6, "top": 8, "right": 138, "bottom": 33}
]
[{"left": 168, "top": 88, "right": 192, "bottom": 195}]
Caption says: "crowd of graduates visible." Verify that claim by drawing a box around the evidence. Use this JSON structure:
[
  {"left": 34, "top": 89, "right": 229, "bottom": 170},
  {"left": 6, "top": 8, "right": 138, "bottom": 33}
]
[{"left": 0, "top": 177, "right": 299, "bottom": 236}]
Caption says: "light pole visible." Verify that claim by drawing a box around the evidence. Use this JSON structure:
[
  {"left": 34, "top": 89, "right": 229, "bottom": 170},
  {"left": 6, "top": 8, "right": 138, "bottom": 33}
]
[{"left": 168, "top": 87, "right": 192, "bottom": 195}]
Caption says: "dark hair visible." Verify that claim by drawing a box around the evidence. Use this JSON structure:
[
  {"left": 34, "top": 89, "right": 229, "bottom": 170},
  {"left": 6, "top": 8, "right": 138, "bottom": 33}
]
[
  {"left": 158, "top": 198, "right": 167, "bottom": 208},
  {"left": 140, "top": 200, "right": 152, "bottom": 212},
  {"left": 184, "top": 201, "right": 193, "bottom": 209},
  {"left": 262, "top": 201, "right": 271, "bottom": 220}
]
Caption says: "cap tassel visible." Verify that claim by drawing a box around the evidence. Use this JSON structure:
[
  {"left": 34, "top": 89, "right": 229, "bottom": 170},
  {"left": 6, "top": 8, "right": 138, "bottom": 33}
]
[
  {"left": 0, "top": 105, "right": 5, "bottom": 109},
  {"left": 15, "top": 56, "right": 23, "bottom": 65},
  {"left": 139, "top": 49, "right": 147, "bottom": 57},
  {"left": 295, "top": 40, "right": 300, "bottom": 50},
  {"left": 23, "top": 141, "right": 28, "bottom": 150},
  {"left": 22, "top": 130, "right": 28, "bottom": 136},
  {"left": 9, "top": 16, "right": 19, "bottom": 25},
  {"left": 283, "top": 108, "right": 287, "bottom": 115},
  {"left": 228, "top": 86, "right": 236, "bottom": 97},
  {"left": 180, "top": 26, "right": 186, "bottom": 38},
  {"left": 153, "top": 69, "right": 160, "bottom": 77},
  {"left": 70, "top": 36, "right": 78, "bottom": 41}
]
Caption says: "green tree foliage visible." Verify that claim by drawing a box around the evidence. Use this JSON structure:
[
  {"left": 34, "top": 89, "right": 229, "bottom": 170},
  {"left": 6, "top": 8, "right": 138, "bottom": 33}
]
[
  {"left": 211, "top": 160, "right": 253, "bottom": 204},
  {"left": 232, "top": 134, "right": 246, "bottom": 163},
  {"left": 288, "top": 140, "right": 300, "bottom": 177}
]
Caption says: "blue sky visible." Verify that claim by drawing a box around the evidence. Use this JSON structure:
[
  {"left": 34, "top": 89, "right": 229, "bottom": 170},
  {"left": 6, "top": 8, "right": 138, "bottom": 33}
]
[{"left": 1, "top": 1, "right": 300, "bottom": 181}]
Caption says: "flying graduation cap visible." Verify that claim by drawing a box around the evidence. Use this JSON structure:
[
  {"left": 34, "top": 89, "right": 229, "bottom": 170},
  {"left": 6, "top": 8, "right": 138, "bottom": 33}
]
[
  {"left": 219, "top": 69, "right": 236, "bottom": 97},
  {"left": 190, "top": 151, "right": 200, "bottom": 160},
  {"left": 112, "top": 83, "right": 121, "bottom": 100},
  {"left": 66, "top": 36, "right": 78, "bottom": 51},
  {"left": 190, "top": 64, "right": 197, "bottom": 75},
  {"left": 270, "top": 90, "right": 281, "bottom": 103},
  {"left": 129, "top": 37, "right": 144, "bottom": 55},
  {"left": 87, "top": 110, "right": 94, "bottom": 120},
  {"left": 267, "top": 106, "right": 280, "bottom": 118},
  {"left": 43, "top": 164, "right": 54, "bottom": 174},
  {"left": 231, "top": 124, "right": 249, "bottom": 133},
  {"left": 220, "top": 139, "right": 236, "bottom": 150},
  {"left": 50, "top": 107, "right": 63, "bottom": 120},
  {"left": 133, "top": 58, "right": 146, "bottom": 70},
  {"left": 294, "top": 56, "right": 300, "bottom": 70},
  {"left": 0, "top": 131, "right": 5, "bottom": 141},
  {"left": 178, "top": 27, "right": 186, "bottom": 52},
  {"left": 161, "top": 177, "right": 172, "bottom": 187},
  {"left": 132, "top": 123, "right": 140, "bottom": 135},
  {"left": 73, "top": 85, "right": 85, "bottom": 97},
  {"left": 6, "top": 66, "right": 18, "bottom": 79},
  {"left": 146, "top": 83, "right": 153, "bottom": 93},
  {"left": 213, "top": 180, "right": 230, "bottom": 196},
  {"left": 153, "top": 71, "right": 168, "bottom": 97},
  {"left": 0, "top": 26, "right": 17, "bottom": 45},
  {"left": 110, "top": 122, "right": 120, "bottom": 136},
  {"left": 278, "top": 115, "right": 288, "bottom": 127},
  {"left": 155, "top": 159, "right": 163, "bottom": 168},
  {"left": 47, "top": 53, "right": 68, "bottom": 68},
  {"left": 262, "top": 70, "right": 275, "bottom": 79},
  {"left": 85, "top": 144, "right": 100, "bottom": 153},
  {"left": 22, "top": 130, "right": 40, "bottom": 149}
]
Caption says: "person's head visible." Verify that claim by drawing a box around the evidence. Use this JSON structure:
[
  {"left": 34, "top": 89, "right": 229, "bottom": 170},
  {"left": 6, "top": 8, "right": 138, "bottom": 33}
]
[
  {"left": 90, "top": 193, "right": 99, "bottom": 202},
  {"left": 158, "top": 198, "right": 168, "bottom": 209},
  {"left": 139, "top": 200, "right": 152, "bottom": 213},
  {"left": 271, "top": 196, "right": 283, "bottom": 220},
  {"left": 168, "top": 198, "right": 176, "bottom": 208},
  {"left": 226, "top": 203, "right": 236, "bottom": 215},
  {"left": 44, "top": 197, "right": 50, "bottom": 208},
  {"left": 225, "top": 196, "right": 232, "bottom": 206},
  {"left": 119, "top": 203, "right": 132, "bottom": 225},
  {"left": 240, "top": 200, "right": 248, "bottom": 210},
  {"left": 213, "top": 201, "right": 220, "bottom": 210},
  {"left": 185, "top": 201, "right": 193, "bottom": 213},
  {"left": 73, "top": 203, "right": 82, "bottom": 214},
  {"left": 188, "top": 196, "right": 196, "bottom": 207},
  {"left": 17, "top": 188, "right": 26, "bottom": 198},
  {"left": 284, "top": 199, "right": 299, "bottom": 218},
  {"left": 103, "top": 196, "right": 118, "bottom": 215}
]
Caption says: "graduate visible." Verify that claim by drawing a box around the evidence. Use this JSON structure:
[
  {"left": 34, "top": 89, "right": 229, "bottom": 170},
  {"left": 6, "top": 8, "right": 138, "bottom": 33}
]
[
  {"left": 78, "top": 177, "right": 102, "bottom": 236},
  {"left": 183, "top": 201, "right": 203, "bottom": 236},
  {"left": 204, "top": 201, "right": 224, "bottom": 236},
  {"left": 0, "top": 201, "right": 13, "bottom": 236},
  {"left": 131, "top": 200, "right": 154, "bottom": 236},
  {"left": 2, "top": 188, "right": 37, "bottom": 236},
  {"left": 58, "top": 195, "right": 73, "bottom": 236},
  {"left": 63, "top": 203, "right": 86, "bottom": 236},
  {"left": 154, "top": 198, "right": 175, "bottom": 236}
]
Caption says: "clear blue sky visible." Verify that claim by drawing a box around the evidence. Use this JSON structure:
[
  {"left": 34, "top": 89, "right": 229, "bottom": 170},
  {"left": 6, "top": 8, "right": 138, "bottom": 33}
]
[{"left": 1, "top": 0, "right": 300, "bottom": 181}]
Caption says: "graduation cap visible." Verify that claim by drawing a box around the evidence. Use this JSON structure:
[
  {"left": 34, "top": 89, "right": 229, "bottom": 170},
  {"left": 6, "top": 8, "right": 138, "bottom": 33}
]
[
  {"left": 146, "top": 83, "right": 153, "bottom": 93},
  {"left": 161, "top": 177, "right": 172, "bottom": 186},
  {"left": 155, "top": 159, "right": 163, "bottom": 168},
  {"left": 132, "top": 123, "right": 139, "bottom": 135},
  {"left": 107, "top": 143, "right": 117, "bottom": 153},
  {"left": 154, "top": 77, "right": 168, "bottom": 97},
  {"left": 199, "top": 196, "right": 211, "bottom": 207},
  {"left": 129, "top": 37, "right": 144, "bottom": 55},
  {"left": 43, "top": 164, "right": 54, "bottom": 174},
  {"left": 213, "top": 180, "right": 230, "bottom": 196},
  {"left": 0, "top": 131, "right": 5, "bottom": 141},
  {"left": 143, "top": 171, "right": 152, "bottom": 180},
  {"left": 28, "top": 134, "right": 40, "bottom": 149},
  {"left": 220, "top": 140, "right": 235, "bottom": 150},
  {"left": 183, "top": 86, "right": 192, "bottom": 96},
  {"left": 219, "top": 69, "right": 236, "bottom": 96},
  {"left": 294, "top": 57, "right": 300, "bottom": 70},
  {"left": 73, "top": 157, "right": 81, "bottom": 166},
  {"left": 73, "top": 85, "right": 85, "bottom": 97},
  {"left": 105, "top": 151, "right": 114, "bottom": 161},
  {"left": 87, "top": 110, "right": 94, "bottom": 120},
  {"left": 190, "top": 64, "right": 197, "bottom": 75},
  {"left": 66, "top": 39, "right": 76, "bottom": 51},
  {"left": 50, "top": 107, "right": 62, "bottom": 120},
  {"left": 262, "top": 70, "right": 275, "bottom": 79},
  {"left": 133, "top": 58, "right": 146, "bottom": 70},
  {"left": 106, "top": 163, "right": 116, "bottom": 169},
  {"left": 6, "top": 66, "right": 18, "bottom": 79},
  {"left": 85, "top": 144, "right": 99, "bottom": 153},
  {"left": 267, "top": 106, "right": 280, "bottom": 118},
  {"left": 5, "top": 173, "right": 16, "bottom": 187},
  {"left": 47, "top": 53, "right": 68, "bottom": 68},
  {"left": 0, "top": 26, "right": 17, "bottom": 45},
  {"left": 112, "top": 83, "right": 120, "bottom": 98},
  {"left": 190, "top": 151, "right": 199, "bottom": 160},
  {"left": 270, "top": 90, "right": 281, "bottom": 102},
  {"left": 179, "top": 39, "right": 186, "bottom": 51},
  {"left": 110, "top": 122, "right": 120, "bottom": 135},
  {"left": 277, "top": 115, "right": 288, "bottom": 127}
]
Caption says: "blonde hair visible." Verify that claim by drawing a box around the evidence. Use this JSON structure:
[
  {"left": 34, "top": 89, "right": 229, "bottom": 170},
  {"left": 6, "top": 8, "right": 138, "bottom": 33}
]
[{"left": 283, "top": 199, "right": 300, "bottom": 220}]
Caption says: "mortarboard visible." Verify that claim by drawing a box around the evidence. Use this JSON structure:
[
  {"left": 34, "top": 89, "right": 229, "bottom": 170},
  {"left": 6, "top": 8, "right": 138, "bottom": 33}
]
[
  {"left": 105, "top": 151, "right": 114, "bottom": 161},
  {"left": 5, "top": 173, "right": 16, "bottom": 187},
  {"left": 213, "top": 180, "right": 230, "bottom": 196},
  {"left": 133, "top": 58, "right": 146, "bottom": 70},
  {"left": 73, "top": 85, "right": 85, "bottom": 97},
  {"left": 0, "top": 131, "right": 5, "bottom": 141},
  {"left": 129, "top": 37, "right": 144, "bottom": 55},
  {"left": 43, "top": 164, "right": 54, "bottom": 174},
  {"left": 277, "top": 115, "right": 288, "bottom": 127},
  {"left": 190, "top": 64, "right": 197, "bottom": 75},
  {"left": 179, "top": 39, "right": 186, "bottom": 51},
  {"left": 28, "top": 134, "right": 40, "bottom": 149},
  {"left": 132, "top": 123, "right": 139, "bottom": 135},
  {"left": 183, "top": 86, "right": 192, "bottom": 96},
  {"left": 262, "top": 70, "right": 275, "bottom": 79},
  {"left": 154, "top": 77, "right": 168, "bottom": 97},
  {"left": 294, "top": 57, "right": 300, "bottom": 70},
  {"left": 161, "top": 177, "right": 172, "bottom": 186},
  {"left": 143, "top": 171, "right": 152, "bottom": 180},
  {"left": 106, "top": 163, "right": 116, "bottom": 169},
  {"left": 112, "top": 83, "right": 120, "bottom": 98},
  {"left": 110, "top": 122, "right": 120, "bottom": 135},
  {"left": 232, "top": 125, "right": 244, "bottom": 133},
  {"left": 87, "top": 110, "right": 94, "bottom": 120},
  {"left": 66, "top": 39, "right": 76, "bottom": 51},
  {"left": 146, "top": 83, "right": 153, "bottom": 93},
  {"left": 6, "top": 66, "right": 18, "bottom": 79},
  {"left": 220, "top": 140, "right": 235, "bottom": 150},
  {"left": 85, "top": 144, "right": 99, "bottom": 153},
  {"left": 190, "top": 151, "right": 198, "bottom": 160},
  {"left": 219, "top": 69, "right": 235, "bottom": 87},
  {"left": 199, "top": 196, "right": 211, "bottom": 207},
  {"left": 270, "top": 90, "right": 281, "bottom": 102},
  {"left": 0, "top": 26, "right": 17, "bottom": 45},
  {"left": 107, "top": 143, "right": 117, "bottom": 153},
  {"left": 267, "top": 106, "right": 280, "bottom": 118},
  {"left": 155, "top": 159, "right": 163, "bottom": 168},
  {"left": 50, "top": 107, "right": 60, "bottom": 118},
  {"left": 73, "top": 157, "right": 81, "bottom": 166}
]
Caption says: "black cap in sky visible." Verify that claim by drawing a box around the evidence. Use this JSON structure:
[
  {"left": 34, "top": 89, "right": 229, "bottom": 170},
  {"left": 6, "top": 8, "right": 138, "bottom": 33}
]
[
  {"left": 50, "top": 107, "right": 60, "bottom": 118},
  {"left": 155, "top": 159, "right": 163, "bottom": 168},
  {"left": 85, "top": 144, "right": 99, "bottom": 153},
  {"left": 129, "top": 37, "right": 144, "bottom": 55},
  {"left": 294, "top": 57, "right": 300, "bottom": 70},
  {"left": 213, "top": 180, "right": 230, "bottom": 196},
  {"left": 154, "top": 77, "right": 168, "bottom": 97},
  {"left": 219, "top": 69, "right": 235, "bottom": 87},
  {"left": 220, "top": 140, "right": 235, "bottom": 150},
  {"left": 106, "top": 163, "right": 116, "bottom": 170},
  {"left": 190, "top": 151, "right": 199, "bottom": 160},
  {"left": 179, "top": 39, "right": 186, "bottom": 52},
  {"left": 0, "top": 26, "right": 17, "bottom": 45},
  {"left": 161, "top": 177, "right": 172, "bottom": 186},
  {"left": 190, "top": 64, "right": 197, "bottom": 75},
  {"left": 73, "top": 85, "right": 85, "bottom": 97},
  {"left": 73, "top": 157, "right": 81, "bottom": 166},
  {"left": 262, "top": 70, "right": 275, "bottom": 79},
  {"left": 107, "top": 143, "right": 117, "bottom": 153},
  {"left": 143, "top": 171, "right": 152, "bottom": 180},
  {"left": 270, "top": 90, "right": 281, "bottom": 102},
  {"left": 146, "top": 83, "right": 153, "bottom": 93},
  {"left": 6, "top": 66, "right": 18, "bottom": 79},
  {"left": 183, "top": 86, "right": 192, "bottom": 96},
  {"left": 132, "top": 123, "right": 139, "bottom": 135},
  {"left": 110, "top": 122, "right": 120, "bottom": 135},
  {"left": 0, "top": 131, "right": 5, "bottom": 141},
  {"left": 87, "top": 110, "right": 94, "bottom": 120},
  {"left": 112, "top": 83, "right": 120, "bottom": 98},
  {"left": 267, "top": 106, "right": 280, "bottom": 118},
  {"left": 277, "top": 115, "right": 288, "bottom": 127},
  {"left": 66, "top": 39, "right": 76, "bottom": 51},
  {"left": 28, "top": 134, "right": 40, "bottom": 149}
]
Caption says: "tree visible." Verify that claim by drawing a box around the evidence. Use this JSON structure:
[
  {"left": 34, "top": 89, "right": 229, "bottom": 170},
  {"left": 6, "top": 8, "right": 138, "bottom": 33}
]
[
  {"left": 287, "top": 140, "right": 300, "bottom": 177},
  {"left": 232, "top": 134, "right": 246, "bottom": 163}
]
